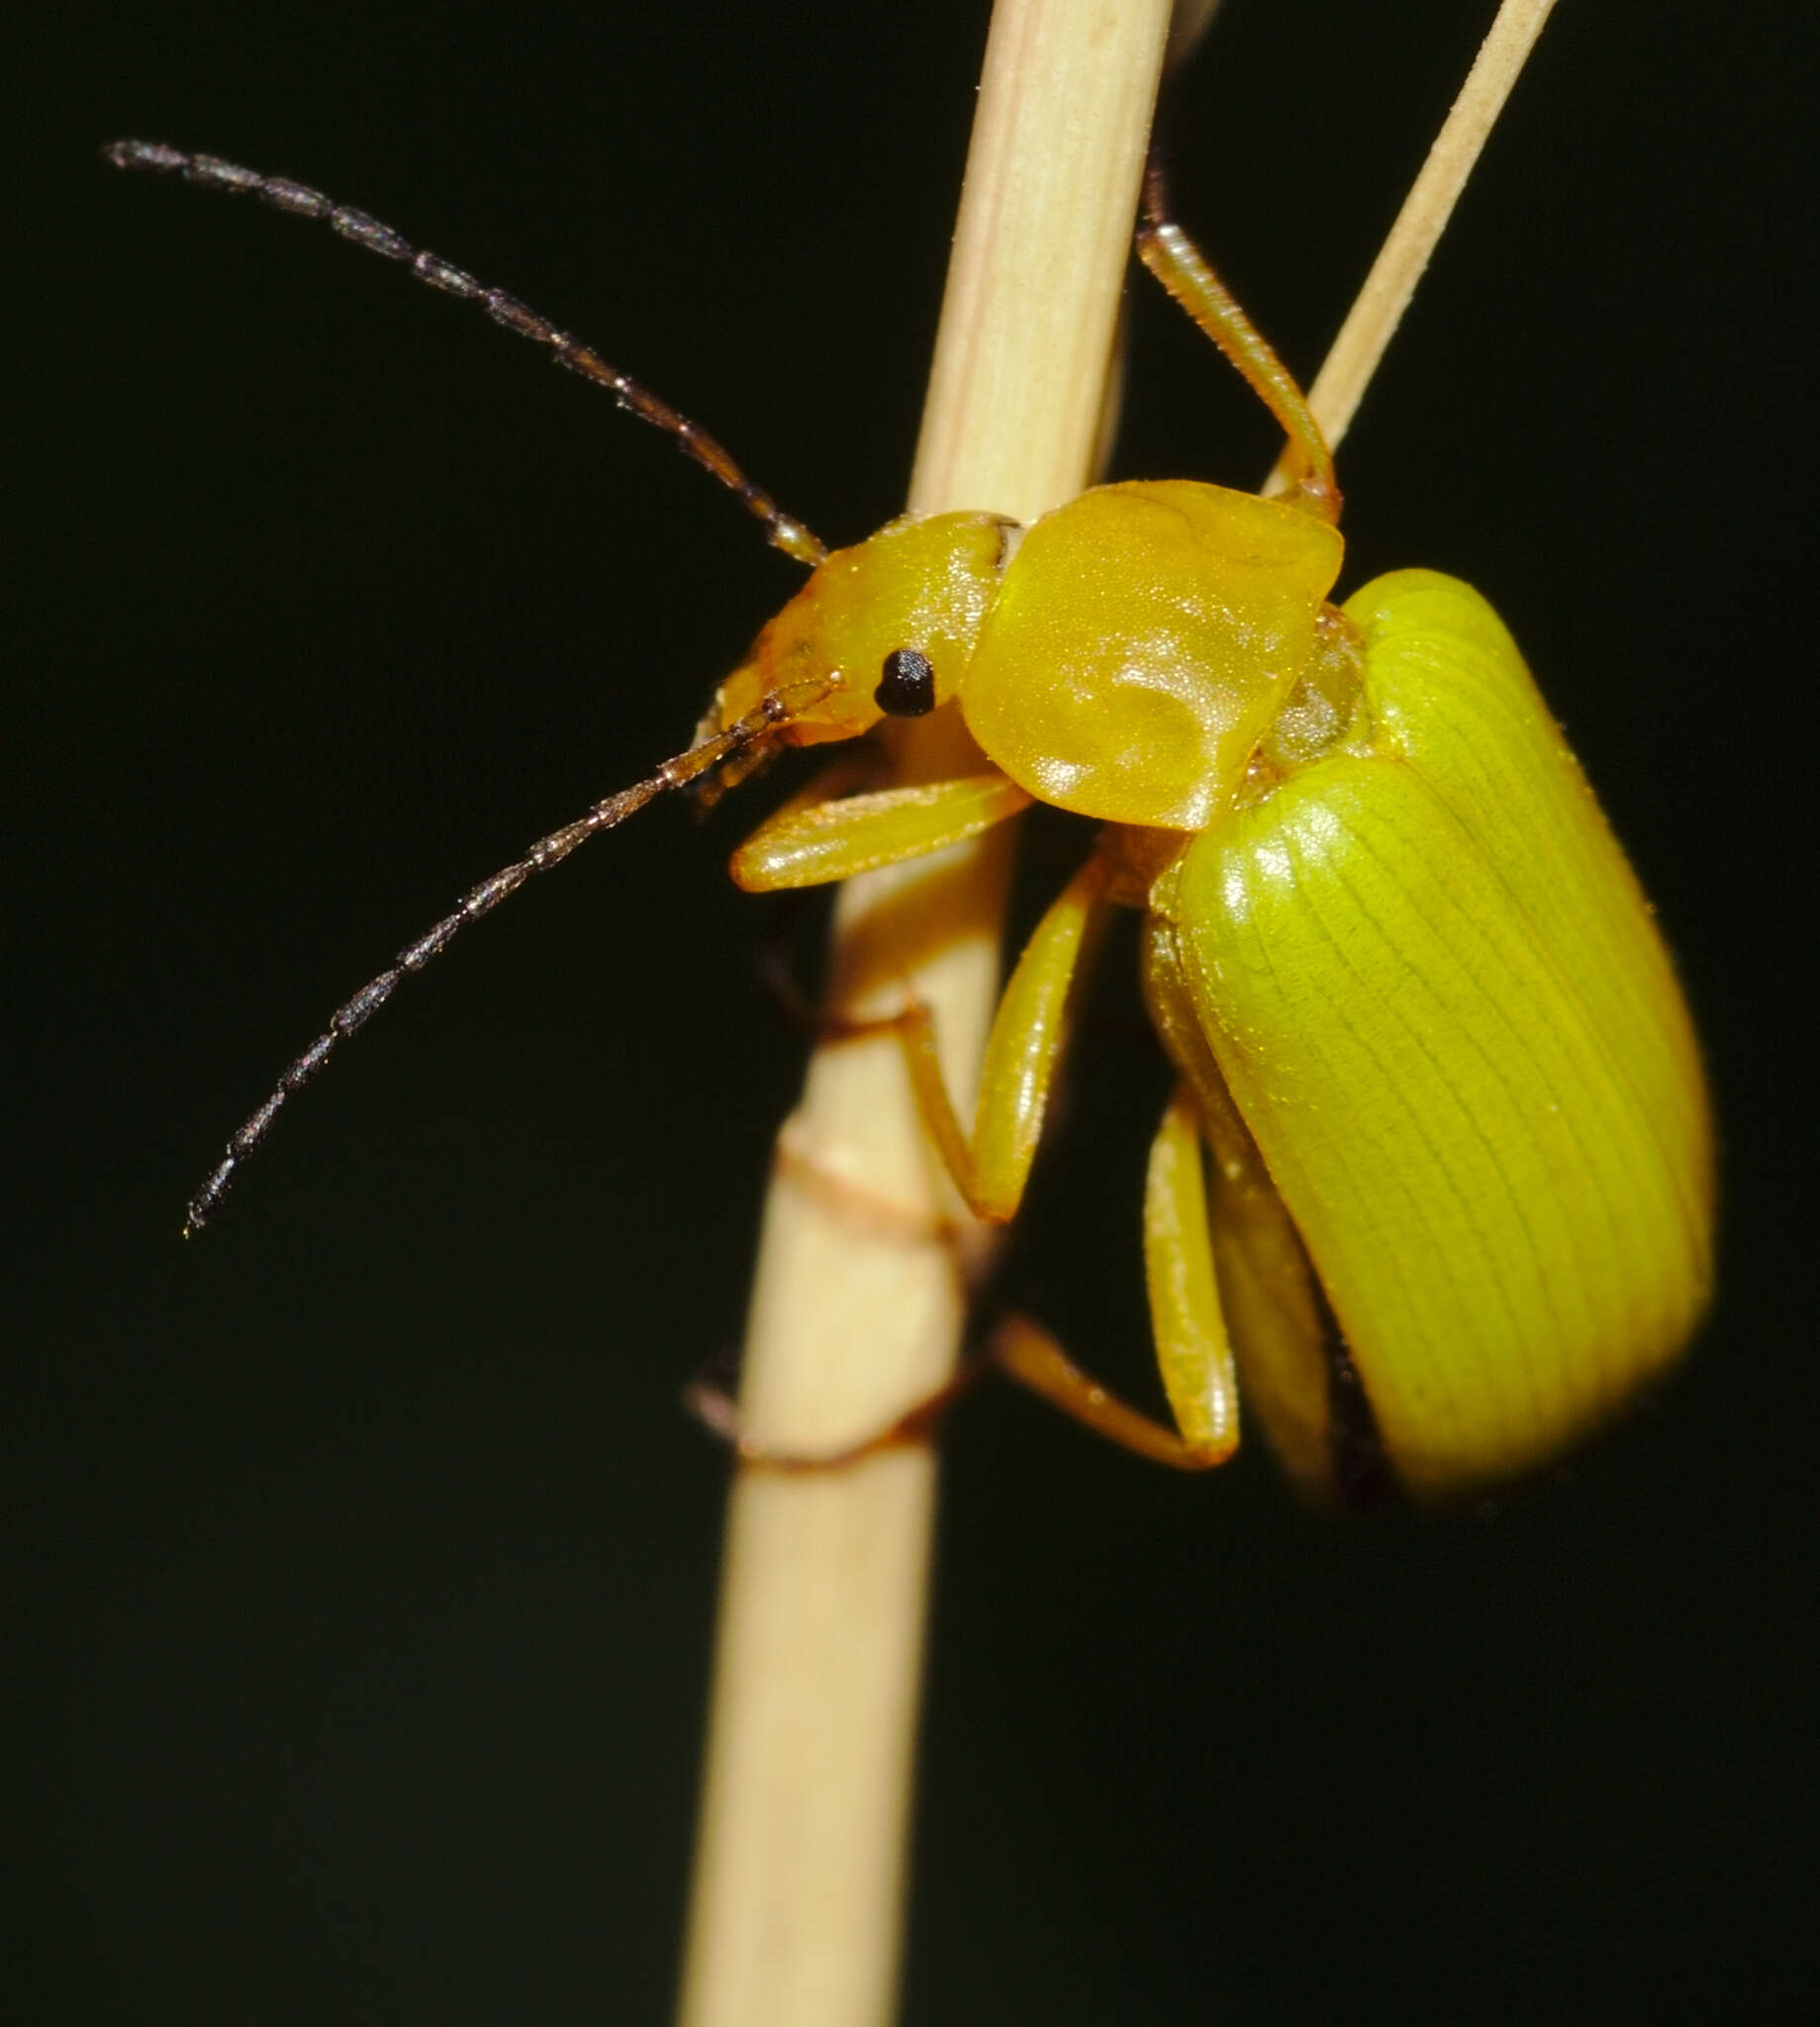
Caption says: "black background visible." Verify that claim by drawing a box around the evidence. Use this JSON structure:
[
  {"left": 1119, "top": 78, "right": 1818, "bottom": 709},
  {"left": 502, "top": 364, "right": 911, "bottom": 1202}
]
[{"left": 11, "top": 2, "right": 1815, "bottom": 2020}]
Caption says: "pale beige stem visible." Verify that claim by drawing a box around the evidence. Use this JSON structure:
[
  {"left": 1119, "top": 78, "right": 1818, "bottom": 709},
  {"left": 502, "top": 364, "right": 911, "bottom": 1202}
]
[
  {"left": 675, "top": 6, "right": 1176, "bottom": 2026},
  {"left": 1270, "top": 0, "right": 1558, "bottom": 475}
]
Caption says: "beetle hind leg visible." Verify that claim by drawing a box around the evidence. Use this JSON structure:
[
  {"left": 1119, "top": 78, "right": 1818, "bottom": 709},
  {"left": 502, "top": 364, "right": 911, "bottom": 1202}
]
[
  {"left": 984, "top": 1080, "right": 1241, "bottom": 1468},
  {"left": 684, "top": 1354, "right": 993, "bottom": 1472},
  {"left": 747, "top": 844, "right": 1113, "bottom": 1227},
  {"left": 688, "top": 1083, "right": 1243, "bottom": 1474}
]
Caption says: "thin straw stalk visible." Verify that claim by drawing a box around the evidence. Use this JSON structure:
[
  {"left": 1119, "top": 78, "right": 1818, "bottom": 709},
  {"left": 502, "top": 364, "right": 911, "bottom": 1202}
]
[
  {"left": 1272, "top": 0, "right": 1558, "bottom": 474},
  {"left": 675, "top": 6, "right": 1176, "bottom": 2026}
]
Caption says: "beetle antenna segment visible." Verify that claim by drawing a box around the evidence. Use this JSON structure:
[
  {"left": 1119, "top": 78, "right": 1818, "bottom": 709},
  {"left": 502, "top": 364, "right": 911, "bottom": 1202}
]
[
  {"left": 1136, "top": 155, "right": 1341, "bottom": 524},
  {"left": 101, "top": 140, "right": 827, "bottom": 567},
  {"left": 181, "top": 677, "right": 836, "bottom": 1235}
]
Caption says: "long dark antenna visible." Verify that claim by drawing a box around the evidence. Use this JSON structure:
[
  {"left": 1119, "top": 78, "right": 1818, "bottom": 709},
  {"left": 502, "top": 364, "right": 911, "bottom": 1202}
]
[
  {"left": 103, "top": 140, "right": 827, "bottom": 565},
  {"left": 181, "top": 675, "right": 836, "bottom": 1235}
]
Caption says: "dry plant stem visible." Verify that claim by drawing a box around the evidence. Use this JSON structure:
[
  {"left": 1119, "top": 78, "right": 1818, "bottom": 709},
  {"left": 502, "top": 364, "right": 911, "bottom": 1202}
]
[
  {"left": 1268, "top": 0, "right": 1558, "bottom": 475},
  {"left": 675, "top": 4, "right": 1174, "bottom": 2025}
]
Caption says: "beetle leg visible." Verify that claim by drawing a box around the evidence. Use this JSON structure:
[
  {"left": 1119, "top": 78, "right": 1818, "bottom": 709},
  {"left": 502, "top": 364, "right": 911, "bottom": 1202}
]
[
  {"left": 882, "top": 852, "right": 1111, "bottom": 1222},
  {"left": 737, "top": 769, "right": 1103, "bottom": 1235},
  {"left": 746, "top": 835, "right": 1110, "bottom": 1222},
  {"left": 729, "top": 769, "right": 1031, "bottom": 891},
  {"left": 683, "top": 1353, "right": 992, "bottom": 1471},
  {"left": 1136, "top": 155, "right": 1341, "bottom": 524},
  {"left": 1141, "top": 1082, "right": 1242, "bottom": 1459},
  {"left": 690, "top": 1083, "right": 1238, "bottom": 1471},
  {"left": 969, "top": 1083, "right": 1241, "bottom": 1467},
  {"left": 982, "top": 1318, "right": 1224, "bottom": 1470}
]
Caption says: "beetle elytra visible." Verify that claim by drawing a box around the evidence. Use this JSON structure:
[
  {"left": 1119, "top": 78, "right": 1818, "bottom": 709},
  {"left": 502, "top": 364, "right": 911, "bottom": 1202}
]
[{"left": 110, "top": 135, "right": 1711, "bottom": 1504}]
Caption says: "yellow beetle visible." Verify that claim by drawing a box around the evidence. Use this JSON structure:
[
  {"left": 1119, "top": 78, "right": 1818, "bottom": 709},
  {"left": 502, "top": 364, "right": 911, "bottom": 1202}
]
[
  {"left": 703, "top": 202, "right": 1713, "bottom": 1503},
  {"left": 114, "top": 140, "right": 1712, "bottom": 1503}
]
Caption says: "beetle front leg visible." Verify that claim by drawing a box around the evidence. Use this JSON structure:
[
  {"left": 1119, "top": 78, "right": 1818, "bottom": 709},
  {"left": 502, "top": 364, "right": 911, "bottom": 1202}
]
[{"left": 729, "top": 765, "right": 1031, "bottom": 891}]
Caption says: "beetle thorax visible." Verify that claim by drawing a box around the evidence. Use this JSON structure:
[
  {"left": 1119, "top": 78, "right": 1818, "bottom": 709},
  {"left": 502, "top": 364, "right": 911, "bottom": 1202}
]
[{"left": 956, "top": 480, "right": 1347, "bottom": 831}]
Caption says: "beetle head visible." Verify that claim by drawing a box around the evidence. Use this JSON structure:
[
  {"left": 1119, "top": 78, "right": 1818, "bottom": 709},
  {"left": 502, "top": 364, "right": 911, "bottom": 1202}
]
[{"left": 711, "top": 510, "right": 1012, "bottom": 750}]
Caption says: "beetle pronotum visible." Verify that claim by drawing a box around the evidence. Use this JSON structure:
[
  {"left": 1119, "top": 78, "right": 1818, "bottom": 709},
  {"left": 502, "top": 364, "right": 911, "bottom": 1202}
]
[{"left": 110, "top": 104, "right": 1711, "bottom": 1507}]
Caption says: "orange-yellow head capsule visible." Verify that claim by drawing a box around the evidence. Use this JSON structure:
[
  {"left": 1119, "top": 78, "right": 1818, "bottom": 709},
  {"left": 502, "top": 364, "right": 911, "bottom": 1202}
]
[{"left": 710, "top": 510, "right": 1010, "bottom": 748}]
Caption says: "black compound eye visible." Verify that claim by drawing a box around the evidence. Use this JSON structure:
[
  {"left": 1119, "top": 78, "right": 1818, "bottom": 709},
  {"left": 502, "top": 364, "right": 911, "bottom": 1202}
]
[{"left": 874, "top": 647, "right": 936, "bottom": 718}]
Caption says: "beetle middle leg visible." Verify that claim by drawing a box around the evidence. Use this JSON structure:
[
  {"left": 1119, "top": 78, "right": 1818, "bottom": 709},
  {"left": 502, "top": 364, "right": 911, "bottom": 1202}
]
[
  {"left": 747, "top": 824, "right": 1112, "bottom": 1227},
  {"left": 880, "top": 852, "right": 1111, "bottom": 1222},
  {"left": 729, "top": 783, "right": 1243, "bottom": 1464},
  {"left": 734, "top": 764, "right": 1109, "bottom": 1226}
]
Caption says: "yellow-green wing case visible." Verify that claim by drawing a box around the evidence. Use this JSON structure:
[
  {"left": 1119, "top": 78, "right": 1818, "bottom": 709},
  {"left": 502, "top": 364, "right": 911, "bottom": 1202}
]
[{"left": 1165, "top": 569, "right": 1713, "bottom": 1498}]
